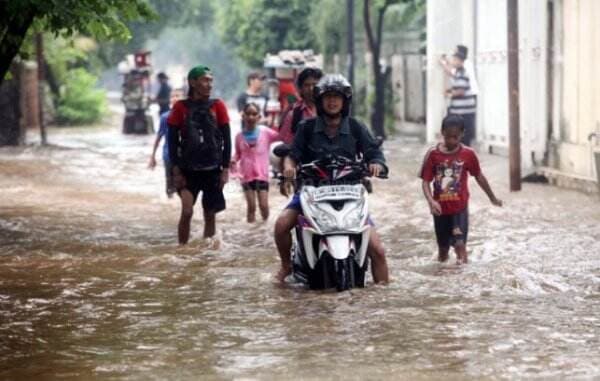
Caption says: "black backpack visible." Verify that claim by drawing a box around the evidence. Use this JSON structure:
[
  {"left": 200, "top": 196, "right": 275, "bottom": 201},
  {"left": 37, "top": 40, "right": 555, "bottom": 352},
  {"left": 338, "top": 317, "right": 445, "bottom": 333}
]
[
  {"left": 179, "top": 99, "right": 223, "bottom": 170},
  {"left": 278, "top": 103, "right": 305, "bottom": 134}
]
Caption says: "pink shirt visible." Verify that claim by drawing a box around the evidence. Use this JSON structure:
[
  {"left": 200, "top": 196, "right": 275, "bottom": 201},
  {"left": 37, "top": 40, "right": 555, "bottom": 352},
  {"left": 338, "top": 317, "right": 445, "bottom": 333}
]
[
  {"left": 233, "top": 126, "right": 281, "bottom": 183},
  {"left": 279, "top": 100, "right": 316, "bottom": 144}
]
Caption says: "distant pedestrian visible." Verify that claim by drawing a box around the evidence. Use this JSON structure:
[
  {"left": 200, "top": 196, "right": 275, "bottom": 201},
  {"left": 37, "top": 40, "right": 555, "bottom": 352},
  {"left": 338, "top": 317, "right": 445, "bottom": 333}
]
[
  {"left": 419, "top": 114, "right": 502, "bottom": 264},
  {"left": 148, "top": 89, "right": 183, "bottom": 198},
  {"left": 231, "top": 103, "right": 281, "bottom": 222},
  {"left": 236, "top": 71, "right": 268, "bottom": 118},
  {"left": 278, "top": 67, "right": 323, "bottom": 145},
  {"left": 272, "top": 67, "right": 323, "bottom": 194},
  {"left": 155, "top": 72, "right": 172, "bottom": 115},
  {"left": 439, "top": 45, "right": 477, "bottom": 146},
  {"left": 167, "top": 65, "right": 231, "bottom": 243}
]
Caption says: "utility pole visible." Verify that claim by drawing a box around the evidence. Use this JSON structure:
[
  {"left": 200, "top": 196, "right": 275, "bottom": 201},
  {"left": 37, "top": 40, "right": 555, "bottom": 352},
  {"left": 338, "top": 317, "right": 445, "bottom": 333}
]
[
  {"left": 35, "top": 33, "right": 47, "bottom": 146},
  {"left": 346, "top": 0, "right": 355, "bottom": 88},
  {"left": 507, "top": 0, "right": 521, "bottom": 191}
]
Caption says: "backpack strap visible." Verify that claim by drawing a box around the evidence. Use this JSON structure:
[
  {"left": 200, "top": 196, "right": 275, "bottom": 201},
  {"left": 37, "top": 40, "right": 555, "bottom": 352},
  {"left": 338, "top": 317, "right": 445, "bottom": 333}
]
[{"left": 290, "top": 105, "right": 304, "bottom": 134}]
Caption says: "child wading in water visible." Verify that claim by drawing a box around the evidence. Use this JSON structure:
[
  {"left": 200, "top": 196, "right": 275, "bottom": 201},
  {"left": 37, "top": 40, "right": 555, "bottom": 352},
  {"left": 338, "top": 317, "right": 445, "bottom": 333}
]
[
  {"left": 231, "top": 103, "right": 281, "bottom": 222},
  {"left": 419, "top": 114, "right": 503, "bottom": 264}
]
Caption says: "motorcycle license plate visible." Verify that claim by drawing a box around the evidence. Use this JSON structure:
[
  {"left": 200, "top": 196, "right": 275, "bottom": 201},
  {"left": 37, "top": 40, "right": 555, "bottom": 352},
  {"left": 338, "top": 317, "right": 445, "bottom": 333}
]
[{"left": 312, "top": 185, "right": 362, "bottom": 202}]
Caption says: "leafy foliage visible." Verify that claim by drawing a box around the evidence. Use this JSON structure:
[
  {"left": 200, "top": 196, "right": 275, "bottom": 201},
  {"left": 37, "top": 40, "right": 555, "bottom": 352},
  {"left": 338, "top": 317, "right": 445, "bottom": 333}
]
[
  {"left": 19, "top": 0, "right": 154, "bottom": 40},
  {"left": 96, "top": 0, "right": 216, "bottom": 67},
  {"left": 55, "top": 68, "right": 107, "bottom": 125},
  {"left": 216, "top": 0, "right": 318, "bottom": 67},
  {"left": 309, "top": 0, "right": 348, "bottom": 60},
  {"left": 0, "top": 0, "right": 156, "bottom": 84}
]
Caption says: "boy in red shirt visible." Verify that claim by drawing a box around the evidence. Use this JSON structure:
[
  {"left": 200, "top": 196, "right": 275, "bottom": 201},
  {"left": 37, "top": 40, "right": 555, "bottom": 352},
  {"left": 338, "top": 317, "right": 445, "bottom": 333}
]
[{"left": 420, "top": 114, "right": 502, "bottom": 264}]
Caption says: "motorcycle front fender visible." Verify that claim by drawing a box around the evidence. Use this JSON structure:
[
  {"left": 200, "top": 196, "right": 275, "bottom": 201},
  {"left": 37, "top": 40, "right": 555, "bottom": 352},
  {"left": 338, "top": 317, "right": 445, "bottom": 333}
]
[{"left": 321, "top": 235, "right": 351, "bottom": 260}]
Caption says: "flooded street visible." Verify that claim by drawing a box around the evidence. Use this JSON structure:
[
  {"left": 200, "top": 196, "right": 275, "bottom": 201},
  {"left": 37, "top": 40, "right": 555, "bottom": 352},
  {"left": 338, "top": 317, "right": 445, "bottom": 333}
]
[{"left": 1, "top": 115, "right": 600, "bottom": 380}]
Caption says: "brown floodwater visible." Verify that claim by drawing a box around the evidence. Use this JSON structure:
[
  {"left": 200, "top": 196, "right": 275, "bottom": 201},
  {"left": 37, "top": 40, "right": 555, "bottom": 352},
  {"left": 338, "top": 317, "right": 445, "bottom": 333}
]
[{"left": 1, "top": 121, "right": 600, "bottom": 380}]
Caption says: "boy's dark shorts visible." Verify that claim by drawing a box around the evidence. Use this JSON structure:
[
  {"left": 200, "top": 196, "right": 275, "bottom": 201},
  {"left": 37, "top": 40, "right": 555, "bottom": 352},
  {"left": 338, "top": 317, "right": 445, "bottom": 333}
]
[
  {"left": 181, "top": 169, "right": 226, "bottom": 213},
  {"left": 242, "top": 180, "right": 269, "bottom": 192},
  {"left": 433, "top": 208, "right": 469, "bottom": 248}
]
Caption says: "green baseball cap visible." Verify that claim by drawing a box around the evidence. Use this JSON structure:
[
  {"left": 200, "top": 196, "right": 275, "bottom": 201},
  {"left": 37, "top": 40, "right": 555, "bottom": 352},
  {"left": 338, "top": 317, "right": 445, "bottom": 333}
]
[{"left": 188, "top": 65, "right": 212, "bottom": 80}]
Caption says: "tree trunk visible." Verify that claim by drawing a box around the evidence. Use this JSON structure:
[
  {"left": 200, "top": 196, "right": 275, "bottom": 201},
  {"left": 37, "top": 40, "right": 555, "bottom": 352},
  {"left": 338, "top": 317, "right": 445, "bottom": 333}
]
[
  {"left": 0, "top": 64, "right": 24, "bottom": 146},
  {"left": 363, "top": 0, "right": 391, "bottom": 139},
  {"left": 0, "top": 12, "right": 35, "bottom": 87},
  {"left": 371, "top": 68, "right": 387, "bottom": 139}
]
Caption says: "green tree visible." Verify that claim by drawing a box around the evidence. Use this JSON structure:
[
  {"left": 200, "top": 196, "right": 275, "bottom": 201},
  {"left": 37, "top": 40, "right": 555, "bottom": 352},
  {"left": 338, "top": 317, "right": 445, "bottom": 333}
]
[
  {"left": 310, "top": 0, "right": 347, "bottom": 62},
  {"left": 0, "top": 0, "right": 155, "bottom": 85},
  {"left": 55, "top": 68, "right": 107, "bottom": 125},
  {"left": 217, "top": 0, "right": 317, "bottom": 67},
  {"left": 96, "top": 0, "right": 217, "bottom": 67}
]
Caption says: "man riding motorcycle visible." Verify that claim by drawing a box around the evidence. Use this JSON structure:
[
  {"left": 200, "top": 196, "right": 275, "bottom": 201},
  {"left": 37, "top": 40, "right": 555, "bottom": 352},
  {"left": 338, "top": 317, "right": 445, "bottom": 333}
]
[{"left": 273, "top": 74, "right": 390, "bottom": 284}]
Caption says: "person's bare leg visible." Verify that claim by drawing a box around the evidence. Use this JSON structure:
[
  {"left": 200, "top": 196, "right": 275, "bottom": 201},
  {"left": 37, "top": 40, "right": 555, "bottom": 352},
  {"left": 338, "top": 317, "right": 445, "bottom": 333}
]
[
  {"left": 367, "top": 228, "right": 389, "bottom": 284},
  {"left": 438, "top": 246, "right": 450, "bottom": 262},
  {"left": 203, "top": 210, "right": 216, "bottom": 238},
  {"left": 257, "top": 190, "right": 269, "bottom": 221},
  {"left": 454, "top": 243, "right": 468, "bottom": 264},
  {"left": 178, "top": 190, "right": 195, "bottom": 244},
  {"left": 273, "top": 208, "right": 299, "bottom": 282},
  {"left": 244, "top": 190, "right": 257, "bottom": 223}
]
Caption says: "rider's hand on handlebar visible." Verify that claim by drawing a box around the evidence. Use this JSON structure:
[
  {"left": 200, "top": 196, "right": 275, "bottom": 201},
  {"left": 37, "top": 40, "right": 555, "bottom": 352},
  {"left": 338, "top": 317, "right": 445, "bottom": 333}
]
[{"left": 369, "top": 163, "right": 384, "bottom": 177}]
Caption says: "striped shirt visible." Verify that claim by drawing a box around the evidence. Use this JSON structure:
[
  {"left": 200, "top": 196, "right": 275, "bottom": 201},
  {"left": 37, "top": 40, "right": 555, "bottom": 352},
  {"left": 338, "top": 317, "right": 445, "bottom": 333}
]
[{"left": 448, "top": 67, "right": 476, "bottom": 115}]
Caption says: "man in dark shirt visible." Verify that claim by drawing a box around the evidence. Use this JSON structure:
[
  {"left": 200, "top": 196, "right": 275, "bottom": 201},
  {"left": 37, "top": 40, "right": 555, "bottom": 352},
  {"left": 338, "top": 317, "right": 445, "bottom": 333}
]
[
  {"left": 236, "top": 71, "right": 268, "bottom": 116},
  {"left": 274, "top": 74, "right": 390, "bottom": 284}
]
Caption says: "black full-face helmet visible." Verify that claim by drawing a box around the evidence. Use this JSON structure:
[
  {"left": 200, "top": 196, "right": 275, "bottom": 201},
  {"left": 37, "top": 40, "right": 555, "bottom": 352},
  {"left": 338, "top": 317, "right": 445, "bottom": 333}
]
[{"left": 314, "top": 74, "right": 352, "bottom": 117}]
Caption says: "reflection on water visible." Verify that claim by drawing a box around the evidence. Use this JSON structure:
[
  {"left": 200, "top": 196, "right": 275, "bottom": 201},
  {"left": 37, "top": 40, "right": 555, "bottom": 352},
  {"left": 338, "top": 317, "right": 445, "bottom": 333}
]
[{"left": 1, "top": 124, "right": 600, "bottom": 380}]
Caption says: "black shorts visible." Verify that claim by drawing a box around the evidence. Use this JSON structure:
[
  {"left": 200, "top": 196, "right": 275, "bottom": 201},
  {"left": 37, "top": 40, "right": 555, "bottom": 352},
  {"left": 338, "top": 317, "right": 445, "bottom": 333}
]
[
  {"left": 181, "top": 169, "right": 226, "bottom": 213},
  {"left": 242, "top": 180, "right": 269, "bottom": 191},
  {"left": 433, "top": 208, "right": 469, "bottom": 248}
]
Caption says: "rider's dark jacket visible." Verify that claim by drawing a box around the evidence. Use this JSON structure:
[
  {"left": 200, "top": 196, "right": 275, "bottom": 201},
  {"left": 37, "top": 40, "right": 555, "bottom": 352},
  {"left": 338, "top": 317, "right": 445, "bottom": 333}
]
[{"left": 290, "top": 116, "right": 386, "bottom": 167}]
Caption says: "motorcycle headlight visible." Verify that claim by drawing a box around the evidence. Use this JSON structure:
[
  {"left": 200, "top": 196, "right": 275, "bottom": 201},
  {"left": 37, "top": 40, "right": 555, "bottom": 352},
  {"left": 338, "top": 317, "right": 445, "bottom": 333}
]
[
  {"left": 341, "top": 198, "right": 366, "bottom": 231},
  {"left": 304, "top": 202, "right": 338, "bottom": 233},
  {"left": 304, "top": 198, "right": 366, "bottom": 234}
]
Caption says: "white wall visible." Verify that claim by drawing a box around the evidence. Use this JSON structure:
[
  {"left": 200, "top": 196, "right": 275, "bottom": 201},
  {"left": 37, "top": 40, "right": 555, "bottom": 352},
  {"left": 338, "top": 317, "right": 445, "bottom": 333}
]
[
  {"left": 427, "top": 0, "right": 549, "bottom": 173},
  {"left": 426, "top": 0, "right": 475, "bottom": 142},
  {"left": 558, "top": 0, "right": 600, "bottom": 179}
]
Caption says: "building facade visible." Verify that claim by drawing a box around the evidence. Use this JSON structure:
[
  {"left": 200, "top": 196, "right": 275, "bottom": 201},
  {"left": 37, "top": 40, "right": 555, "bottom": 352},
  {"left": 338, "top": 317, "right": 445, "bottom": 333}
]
[{"left": 427, "top": 0, "right": 600, "bottom": 192}]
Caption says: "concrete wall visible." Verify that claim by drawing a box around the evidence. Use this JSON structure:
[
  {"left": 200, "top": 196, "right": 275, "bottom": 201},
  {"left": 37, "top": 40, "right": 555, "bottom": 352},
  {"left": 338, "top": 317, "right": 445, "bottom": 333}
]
[
  {"left": 556, "top": 0, "right": 600, "bottom": 180},
  {"left": 427, "top": 0, "right": 548, "bottom": 173},
  {"left": 426, "top": 0, "right": 475, "bottom": 142}
]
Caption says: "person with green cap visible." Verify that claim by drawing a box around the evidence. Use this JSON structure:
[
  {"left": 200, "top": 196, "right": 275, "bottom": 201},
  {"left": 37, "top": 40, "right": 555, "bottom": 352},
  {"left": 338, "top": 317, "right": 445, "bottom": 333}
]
[{"left": 167, "top": 65, "right": 232, "bottom": 243}]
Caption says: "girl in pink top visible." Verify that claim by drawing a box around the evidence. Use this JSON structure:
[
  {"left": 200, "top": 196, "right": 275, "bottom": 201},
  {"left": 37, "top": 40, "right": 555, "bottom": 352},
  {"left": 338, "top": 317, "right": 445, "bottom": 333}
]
[{"left": 231, "top": 103, "right": 281, "bottom": 222}]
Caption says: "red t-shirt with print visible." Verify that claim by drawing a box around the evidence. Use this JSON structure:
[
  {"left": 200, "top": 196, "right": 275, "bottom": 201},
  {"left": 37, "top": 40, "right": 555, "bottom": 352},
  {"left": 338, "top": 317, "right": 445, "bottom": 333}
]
[
  {"left": 419, "top": 144, "right": 481, "bottom": 215},
  {"left": 167, "top": 98, "right": 230, "bottom": 130}
]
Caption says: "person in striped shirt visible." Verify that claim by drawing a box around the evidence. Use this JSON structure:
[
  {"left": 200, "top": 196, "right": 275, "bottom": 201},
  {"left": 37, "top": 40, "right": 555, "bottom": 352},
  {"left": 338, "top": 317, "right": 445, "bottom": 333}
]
[{"left": 440, "top": 45, "right": 477, "bottom": 147}]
